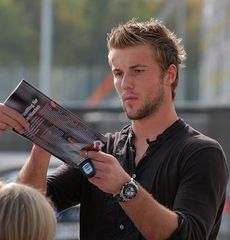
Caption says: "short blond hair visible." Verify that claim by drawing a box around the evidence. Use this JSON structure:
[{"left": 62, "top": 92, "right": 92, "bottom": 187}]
[
  {"left": 107, "top": 18, "right": 186, "bottom": 99},
  {"left": 0, "top": 182, "right": 56, "bottom": 240}
]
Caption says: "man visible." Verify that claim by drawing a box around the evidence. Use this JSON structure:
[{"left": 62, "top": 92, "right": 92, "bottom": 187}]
[{"left": 0, "top": 19, "right": 229, "bottom": 239}]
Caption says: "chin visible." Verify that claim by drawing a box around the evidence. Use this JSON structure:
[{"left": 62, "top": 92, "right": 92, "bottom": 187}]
[{"left": 126, "top": 112, "right": 141, "bottom": 120}]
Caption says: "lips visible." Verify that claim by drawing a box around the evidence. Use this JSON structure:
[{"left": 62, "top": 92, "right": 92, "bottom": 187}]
[
  {"left": 122, "top": 94, "right": 138, "bottom": 103},
  {"left": 122, "top": 94, "right": 137, "bottom": 101}
]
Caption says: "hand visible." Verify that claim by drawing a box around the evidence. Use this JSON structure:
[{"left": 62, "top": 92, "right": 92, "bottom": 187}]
[
  {"left": 80, "top": 150, "right": 130, "bottom": 194},
  {"left": 0, "top": 103, "right": 29, "bottom": 134}
]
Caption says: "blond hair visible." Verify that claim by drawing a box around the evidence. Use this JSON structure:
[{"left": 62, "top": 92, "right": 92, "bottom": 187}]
[
  {"left": 0, "top": 182, "right": 56, "bottom": 240},
  {"left": 107, "top": 18, "right": 186, "bottom": 99}
]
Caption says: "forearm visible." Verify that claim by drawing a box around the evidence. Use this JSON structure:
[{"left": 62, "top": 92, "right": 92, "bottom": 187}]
[
  {"left": 120, "top": 184, "right": 178, "bottom": 240},
  {"left": 86, "top": 150, "right": 178, "bottom": 239},
  {"left": 17, "top": 145, "right": 51, "bottom": 193}
]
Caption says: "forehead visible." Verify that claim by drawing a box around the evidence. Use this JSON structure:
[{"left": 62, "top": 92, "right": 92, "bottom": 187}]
[{"left": 108, "top": 44, "right": 156, "bottom": 69}]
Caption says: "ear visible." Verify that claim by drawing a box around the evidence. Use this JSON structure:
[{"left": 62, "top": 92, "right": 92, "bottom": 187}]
[{"left": 165, "top": 64, "right": 177, "bottom": 86}]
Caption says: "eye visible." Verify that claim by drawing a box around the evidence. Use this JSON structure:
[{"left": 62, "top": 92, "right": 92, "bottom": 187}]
[
  {"left": 134, "top": 69, "right": 144, "bottom": 73},
  {"left": 113, "top": 71, "right": 123, "bottom": 79}
]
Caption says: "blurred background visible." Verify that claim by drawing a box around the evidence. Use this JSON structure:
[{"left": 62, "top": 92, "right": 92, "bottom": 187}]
[{"left": 0, "top": 0, "right": 229, "bottom": 239}]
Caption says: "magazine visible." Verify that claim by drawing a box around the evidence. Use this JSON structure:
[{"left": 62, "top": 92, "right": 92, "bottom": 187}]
[{"left": 4, "top": 80, "right": 106, "bottom": 175}]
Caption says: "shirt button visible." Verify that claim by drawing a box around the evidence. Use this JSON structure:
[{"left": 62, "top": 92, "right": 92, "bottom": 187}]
[{"left": 119, "top": 224, "right": 124, "bottom": 230}]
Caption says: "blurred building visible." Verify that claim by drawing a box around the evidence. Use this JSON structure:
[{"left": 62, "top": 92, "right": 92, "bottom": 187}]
[{"left": 199, "top": 0, "right": 230, "bottom": 104}]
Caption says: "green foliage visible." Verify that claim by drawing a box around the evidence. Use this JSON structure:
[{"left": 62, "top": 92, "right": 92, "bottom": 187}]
[
  {"left": 0, "top": 0, "right": 202, "bottom": 70},
  {"left": 53, "top": 0, "right": 160, "bottom": 66},
  {"left": 0, "top": 0, "right": 40, "bottom": 65}
]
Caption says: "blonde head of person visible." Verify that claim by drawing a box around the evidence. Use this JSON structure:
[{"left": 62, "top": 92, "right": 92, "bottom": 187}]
[{"left": 0, "top": 181, "right": 56, "bottom": 240}]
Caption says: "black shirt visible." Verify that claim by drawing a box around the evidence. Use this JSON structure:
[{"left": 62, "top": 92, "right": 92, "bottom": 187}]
[{"left": 47, "top": 119, "right": 229, "bottom": 240}]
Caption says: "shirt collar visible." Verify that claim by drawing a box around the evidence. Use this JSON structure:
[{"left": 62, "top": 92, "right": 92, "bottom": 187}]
[{"left": 121, "top": 119, "right": 187, "bottom": 145}]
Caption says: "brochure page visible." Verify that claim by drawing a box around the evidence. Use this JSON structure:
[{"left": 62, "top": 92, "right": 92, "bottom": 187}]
[{"left": 4, "top": 80, "right": 106, "bottom": 168}]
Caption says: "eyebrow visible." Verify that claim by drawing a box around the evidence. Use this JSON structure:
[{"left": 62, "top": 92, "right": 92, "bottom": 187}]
[
  {"left": 112, "top": 68, "right": 120, "bottom": 72},
  {"left": 112, "top": 64, "right": 148, "bottom": 72},
  {"left": 130, "top": 64, "right": 147, "bottom": 69}
]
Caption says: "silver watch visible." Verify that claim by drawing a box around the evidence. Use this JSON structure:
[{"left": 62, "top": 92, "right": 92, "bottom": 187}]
[{"left": 114, "top": 178, "right": 139, "bottom": 202}]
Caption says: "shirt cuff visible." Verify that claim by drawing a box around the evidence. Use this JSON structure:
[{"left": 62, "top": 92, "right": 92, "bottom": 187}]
[{"left": 166, "top": 211, "right": 185, "bottom": 240}]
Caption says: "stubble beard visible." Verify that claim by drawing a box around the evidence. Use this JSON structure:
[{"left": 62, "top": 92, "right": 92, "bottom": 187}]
[{"left": 123, "top": 85, "right": 165, "bottom": 120}]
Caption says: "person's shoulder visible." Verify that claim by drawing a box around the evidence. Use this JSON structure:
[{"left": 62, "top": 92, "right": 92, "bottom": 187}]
[
  {"left": 178, "top": 123, "right": 228, "bottom": 175},
  {"left": 178, "top": 123, "right": 227, "bottom": 166},
  {"left": 185, "top": 123, "right": 223, "bottom": 151},
  {"left": 174, "top": 119, "right": 222, "bottom": 151}
]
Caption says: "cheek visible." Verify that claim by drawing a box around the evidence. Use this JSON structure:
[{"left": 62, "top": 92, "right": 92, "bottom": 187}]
[
  {"left": 114, "top": 78, "right": 121, "bottom": 93},
  {"left": 139, "top": 78, "right": 154, "bottom": 92}
]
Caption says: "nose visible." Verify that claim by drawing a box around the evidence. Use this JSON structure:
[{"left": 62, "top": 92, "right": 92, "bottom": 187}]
[{"left": 121, "top": 73, "right": 134, "bottom": 90}]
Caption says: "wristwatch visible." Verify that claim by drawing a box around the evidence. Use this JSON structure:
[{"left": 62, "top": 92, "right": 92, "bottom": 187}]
[{"left": 114, "top": 178, "right": 139, "bottom": 202}]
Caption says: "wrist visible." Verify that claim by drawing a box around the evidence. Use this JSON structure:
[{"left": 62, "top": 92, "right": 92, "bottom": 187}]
[
  {"left": 114, "top": 177, "right": 139, "bottom": 202},
  {"left": 113, "top": 175, "right": 131, "bottom": 195},
  {"left": 31, "top": 145, "right": 51, "bottom": 162}
]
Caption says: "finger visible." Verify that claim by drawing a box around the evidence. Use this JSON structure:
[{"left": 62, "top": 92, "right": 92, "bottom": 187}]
[
  {"left": 0, "top": 122, "right": 8, "bottom": 130},
  {"left": 79, "top": 150, "right": 88, "bottom": 158},
  {"left": 0, "top": 122, "right": 13, "bottom": 132},
  {"left": 88, "top": 177, "right": 102, "bottom": 185},
  {"left": 0, "top": 104, "right": 29, "bottom": 133},
  {"left": 0, "top": 103, "right": 29, "bottom": 127},
  {"left": 0, "top": 114, "right": 26, "bottom": 134},
  {"left": 90, "top": 160, "right": 117, "bottom": 179},
  {"left": 87, "top": 150, "right": 110, "bottom": 162}
]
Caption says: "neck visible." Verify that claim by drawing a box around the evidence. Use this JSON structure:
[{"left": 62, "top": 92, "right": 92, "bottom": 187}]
[{"left": 131, "top": 104, "right": 178, "bottom": 142}]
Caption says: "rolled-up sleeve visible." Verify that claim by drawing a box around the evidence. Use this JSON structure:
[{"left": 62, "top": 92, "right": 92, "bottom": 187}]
[{"left": 168, "top": 147, "right": 229, "bottom": 239}]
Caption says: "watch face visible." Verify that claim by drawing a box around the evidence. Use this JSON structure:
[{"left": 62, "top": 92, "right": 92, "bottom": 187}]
[{"left": 123, "top": 183, "right": 137, "bottom": 199}]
